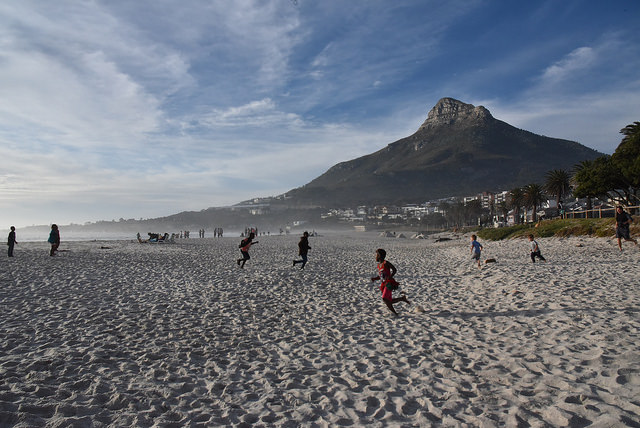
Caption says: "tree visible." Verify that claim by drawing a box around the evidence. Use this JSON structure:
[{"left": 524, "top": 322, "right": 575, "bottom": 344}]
[
  {"left": 572, "top": 121, "right": 640, "bottom": 210},
  {"left": 573, "top": 156, "right": 627, "bottom": 209},
  {"left": 448, "top": 201, "right": 466, "bottom": 227},
  {"left": 572, "top": 160, "right": 597, "bottom": 214},
  {"left": 464, "top": 199, "right": 484, "bottom": 225},
  {"left": 497, "top": 201, "right": 509, "bottom": 224},
  {"left": 611, "top": 121, "right": 640, "bottom": 205},
  {"left": 523, "top": 183, "right": 546, "bottom": 222},
  {"left": 544, "top": 169, "right": 571, "bottom": 215},
  {"left": 509, "top": 187, "right": 524, "bottom": 224}
]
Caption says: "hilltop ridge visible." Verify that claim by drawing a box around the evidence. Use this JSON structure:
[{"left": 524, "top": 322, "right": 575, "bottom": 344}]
[{"left": 283, "top": 98, "right": 601, "bottom": 208}]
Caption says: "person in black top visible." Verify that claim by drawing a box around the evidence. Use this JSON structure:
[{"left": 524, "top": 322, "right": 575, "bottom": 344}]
[
  {"left": 48, "top": 224, "right": 60, "bottom": 256},
  {"left": 7, "top": 226, "right": 17, "bottom": 257},
  {"left": 293, "top": 231, "right": 311, "bottom": 269},
  {"left": 615, "top": 206, "right": 637, "bottom": 251},
  {"left": 237, "top": 232, "right": 258, "bottom": 268}
]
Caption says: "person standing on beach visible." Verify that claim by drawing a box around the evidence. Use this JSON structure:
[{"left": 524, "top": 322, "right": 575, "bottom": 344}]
[
  {"left": 470, "top": 234, "right": 483, "bottom": 269},
  {"left": 48, "top": 224, "right": 60, "bottom": 256},
  {"left": 237, "top": 232, "right": 258, "bottom": 268},
  {"left": 528, "top": 234, "right": 546, "bottom": 263},
  {"left": 292, "top": 231, "right": 311, "bottom": 269},
  {"left": 370, "top": 248, "right": 409, "bottom": 316},
  {"left": 7, "top": 226, "right": 17, "bottom": 257},
  {"left": 615, "top": 206, "right": 637, "bottom": 251}
]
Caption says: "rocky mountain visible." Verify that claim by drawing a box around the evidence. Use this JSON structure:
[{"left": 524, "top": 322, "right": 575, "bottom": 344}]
[{"left": 283, "top": 98, "right": 602, "bottom": 207}]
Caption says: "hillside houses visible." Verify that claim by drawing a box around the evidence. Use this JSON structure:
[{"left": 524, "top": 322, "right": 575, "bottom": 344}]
[{"left": 321, "top": 191, "right": 510, "bottom": 224}]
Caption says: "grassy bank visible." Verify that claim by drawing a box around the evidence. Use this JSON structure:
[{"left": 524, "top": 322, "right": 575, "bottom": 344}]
[{"left": 476, "top": 217, "right": 640, "bottom": 241}]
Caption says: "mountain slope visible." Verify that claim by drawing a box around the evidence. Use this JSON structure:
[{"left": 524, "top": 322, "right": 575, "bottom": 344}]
[{"left": 285, "top": 98, "right": 601, "bottom": 207}]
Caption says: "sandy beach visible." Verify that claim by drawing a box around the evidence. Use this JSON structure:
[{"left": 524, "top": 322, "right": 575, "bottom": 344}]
[{"left": 1, "top": 232, "right": 639, "bottom": 427}]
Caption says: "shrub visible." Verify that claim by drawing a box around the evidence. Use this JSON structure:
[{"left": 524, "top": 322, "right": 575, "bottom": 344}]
[{"left": 476, "top": 217, "right": 638, "bottom": 240}]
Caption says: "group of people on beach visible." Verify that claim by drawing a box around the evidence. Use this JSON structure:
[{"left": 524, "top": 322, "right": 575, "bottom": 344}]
[
  {"left": 5, "top": 224, "right": 61, "bottom": 257},
  {"left": 470, "top": 233, "right": 546, "bottom": 269},
  {"left": 468, "top": 205, "right": 638, "bottom": 269},
  {"left": 234, "top": 230, "right": 409, "bottom": 315},
  {"left": 5, "top": 206, "right": 637, "bottom": 317}
]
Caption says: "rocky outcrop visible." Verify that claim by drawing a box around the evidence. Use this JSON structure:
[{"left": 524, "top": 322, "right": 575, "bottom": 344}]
[{"left": 418, "top": 98, "right": 492, "bottom": 130}]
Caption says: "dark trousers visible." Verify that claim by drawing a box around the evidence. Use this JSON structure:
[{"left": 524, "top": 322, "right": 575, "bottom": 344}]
[
  {"left": 293, "top": 253, "right": 308, "bottom": 267},
  {"left": 8, "top": 244, "right": 14, "bottom": 257},
  {"left": 530, "top": 251, "right": 545, "bottom": 263}
]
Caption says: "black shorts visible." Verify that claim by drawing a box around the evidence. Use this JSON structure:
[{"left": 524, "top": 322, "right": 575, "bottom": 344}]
[
  {"left": 240, "top": 250, "right": 250, "bottom": 260},
  {"left": 616, "top": 226, "right": 631, "bottom": 240}
]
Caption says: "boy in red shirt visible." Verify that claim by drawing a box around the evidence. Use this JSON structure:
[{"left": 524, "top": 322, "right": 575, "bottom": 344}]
[{"left": 370, "top": 248, "right": 410, "bottom": 316}]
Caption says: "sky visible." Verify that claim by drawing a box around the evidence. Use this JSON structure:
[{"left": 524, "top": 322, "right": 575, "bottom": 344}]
[{"left": 1, "top": 0, "right": 639, "bottom": 228}]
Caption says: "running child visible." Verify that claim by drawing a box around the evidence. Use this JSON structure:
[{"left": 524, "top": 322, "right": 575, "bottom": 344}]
[
  {"left": 615, "top": 205, "right": 638, "bottom": 251},
  {"left": 292, "top": 231, "right": 311, "bottom": 269},
  {"left": 528, "top": 234, "right": 546, "bottom": 263},
  {"left": 470, "top": 234, "right": 483, "bottom": 269},
  {"left": 370, "top": 248, "right": 409, "bottom": 316},
  {"left": 237, "top": 232, "right": 258, "bottom": 268}
]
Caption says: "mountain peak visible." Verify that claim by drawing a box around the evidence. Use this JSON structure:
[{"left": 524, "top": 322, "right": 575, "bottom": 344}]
[{"left": 418, "top": 98, "right": 492, "bottom": 131}]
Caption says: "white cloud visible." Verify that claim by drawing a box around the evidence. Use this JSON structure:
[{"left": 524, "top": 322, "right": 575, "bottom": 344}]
[
  {"left": 540, "top": 46, "right": 596, "bottom": 84},
  {"left": 199, "top": 99, "right": 305, "bottom": 128},
  {"left": 475, "top": 32, "right": 640, "bottom": 154}
]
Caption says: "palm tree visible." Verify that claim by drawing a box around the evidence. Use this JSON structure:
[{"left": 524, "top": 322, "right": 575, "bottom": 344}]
[
  {"left": 523, "top": 183, "right": 546, "bottom": 222},
  {"left": 497, "top": 201, "right": 509, "bottom": 224},
  {"left": 509, "top": 187, "right": 524, "bottom": 224},
  {"left": 544, "top": 169, "right": 571, "bottom": 217},
  {"left": 613, "top": 121, "right": 640, "bottom": 207},
  {"left": 573, "top": 160, "right": 595, "bottom": 217}
]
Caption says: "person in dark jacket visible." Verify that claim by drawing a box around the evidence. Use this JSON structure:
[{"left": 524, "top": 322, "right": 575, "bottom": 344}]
[
  {"left": 615, "top": 206, "right": 637, "bottom": 251},
  {"left": 237, "top": 232, "right": 258, "bottom": 268},
  {"left": 293, "top": 231, "right": 311, "bottom": 269},
  {"left": 7, "top": 226, "right": 17, "bottom": 257},
  {"left": 48, "top": 224, "right": 60, "bottom": 256}
]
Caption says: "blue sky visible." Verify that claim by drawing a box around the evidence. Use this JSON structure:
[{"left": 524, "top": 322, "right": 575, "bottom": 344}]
[{"left": 1, "top": 0, "right": 639, "bottom": 228}]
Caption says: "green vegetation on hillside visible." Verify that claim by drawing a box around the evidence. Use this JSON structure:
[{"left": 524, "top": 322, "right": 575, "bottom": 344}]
[{"left": 476, "top": 218, "right": 639, "bottom": 240}]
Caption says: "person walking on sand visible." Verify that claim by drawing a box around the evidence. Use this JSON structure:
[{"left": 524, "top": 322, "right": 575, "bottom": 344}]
[
  {"left": 292, "top": 231, "right": 311, "bottom": 269},
  {"left": 7, "top": 226, "right": 17, "bottom": 257},
  {"left": 370, "top": 248, "right": 409, "bottom": 316},
  {"left": 615, "top": 205, "right": 638, "bottom": 251},
  {"left": 528, "top": 234, "right": 546, "bottom": 263},
  {"left": 237, "top": 232, "right": 258, "bottom": 268},
  {"left": 48, "top": 224, "right": 60, "bottom": 256},
  {"left": 470, "top": 234, "right": 483, "bottom": 269}
]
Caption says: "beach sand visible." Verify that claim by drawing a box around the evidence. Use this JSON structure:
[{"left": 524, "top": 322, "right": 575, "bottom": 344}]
[{"left": 1, "top": 232, "right": 639, "bottom": 427}]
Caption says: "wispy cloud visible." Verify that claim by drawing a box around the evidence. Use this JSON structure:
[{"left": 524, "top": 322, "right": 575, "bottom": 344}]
[
  {"left": 540, "top": 47, "right": 596, "bottom": 83},
  {"left": 477, "top": 31, "right": 640, "bottom": 154},
  {"left": 197, "top": 99, "right": 305, "bottom": 128}
]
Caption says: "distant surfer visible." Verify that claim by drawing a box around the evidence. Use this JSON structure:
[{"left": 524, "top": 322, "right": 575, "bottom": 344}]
[
  {"left": 237, "top": 232, "right": 258, "bottom": 268},
  {"left": 370, "top": 248, "right": 409, "bottom": 316}
]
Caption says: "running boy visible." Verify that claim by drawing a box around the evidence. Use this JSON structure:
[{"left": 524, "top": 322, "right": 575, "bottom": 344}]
[
  {"left": 528, "top": 234, "right": 546, "bottom": 263},
  {"left": 615, "top": 206, "right": 638, "bottom": 251},
  {"left": 470, "top": 234, "right": 483, "bottom": 269},
  {"left": 237, "top": 232, "right": 258, "bottom": 268},
  {"left": 292, "top": 231, "right": 311, "bottom": 269},
  {"left": 370, "top": 248, "right": 409, "bottom": 316}
]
